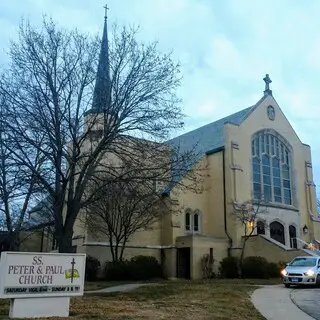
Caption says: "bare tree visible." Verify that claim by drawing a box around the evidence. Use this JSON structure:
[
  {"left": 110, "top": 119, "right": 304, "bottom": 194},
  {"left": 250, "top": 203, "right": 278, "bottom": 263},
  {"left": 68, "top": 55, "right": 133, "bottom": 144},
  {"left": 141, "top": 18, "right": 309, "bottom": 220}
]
[
  {"left": 201, "top": 254, "right": 215, "bottom": 279},
  {"left": 0, "top": 17, "right": 203, "bottom": 253},
  {"left": 232, "top": 199, "right": 268, "bottom": 274},
  {"left": 0, "top": 93, "right": 45, "bottom": 251},
  {"left": 85, "top": 170, "right": 165, "bottom": 262}
]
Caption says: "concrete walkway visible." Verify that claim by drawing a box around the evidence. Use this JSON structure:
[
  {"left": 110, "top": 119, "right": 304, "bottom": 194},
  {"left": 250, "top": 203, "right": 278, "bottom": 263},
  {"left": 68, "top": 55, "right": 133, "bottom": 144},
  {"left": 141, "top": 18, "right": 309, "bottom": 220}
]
[
  {"left": 86, "top": 283, "right": 151, "bottom": 294},
  {"left": 251, "top": 285, "right": 314, "bottom": 320}
]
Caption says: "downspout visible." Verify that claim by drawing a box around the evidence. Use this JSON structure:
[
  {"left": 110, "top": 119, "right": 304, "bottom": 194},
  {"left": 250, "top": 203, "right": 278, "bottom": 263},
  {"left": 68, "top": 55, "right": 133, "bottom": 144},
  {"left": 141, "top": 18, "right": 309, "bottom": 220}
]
[{"left": 222, "top": 148, "right": 233, "bottom": 256}]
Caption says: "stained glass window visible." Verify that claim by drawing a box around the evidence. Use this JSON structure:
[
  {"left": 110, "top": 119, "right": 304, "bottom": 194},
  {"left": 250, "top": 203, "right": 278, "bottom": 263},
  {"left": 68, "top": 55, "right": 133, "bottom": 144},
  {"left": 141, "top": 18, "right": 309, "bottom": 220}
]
[{"left": 251, "top": 131, "right": 292, "bottom": 205}]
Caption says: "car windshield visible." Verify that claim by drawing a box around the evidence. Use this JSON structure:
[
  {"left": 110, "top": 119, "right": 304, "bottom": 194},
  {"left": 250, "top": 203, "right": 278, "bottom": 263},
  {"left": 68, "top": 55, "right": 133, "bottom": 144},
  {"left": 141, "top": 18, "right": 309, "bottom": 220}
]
[{"left": 289, "top": 257, "right": 318, "bottom": 267}]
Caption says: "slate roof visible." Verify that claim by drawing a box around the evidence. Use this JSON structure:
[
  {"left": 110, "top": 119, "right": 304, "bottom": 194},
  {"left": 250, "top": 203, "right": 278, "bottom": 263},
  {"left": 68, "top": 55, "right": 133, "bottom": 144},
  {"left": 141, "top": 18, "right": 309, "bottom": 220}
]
[
  {"left": 168, "top": 106, "right": 254, "bottom": 155},
  {"left": 163, "top": 104, "right": 258, "bottom": 193}
]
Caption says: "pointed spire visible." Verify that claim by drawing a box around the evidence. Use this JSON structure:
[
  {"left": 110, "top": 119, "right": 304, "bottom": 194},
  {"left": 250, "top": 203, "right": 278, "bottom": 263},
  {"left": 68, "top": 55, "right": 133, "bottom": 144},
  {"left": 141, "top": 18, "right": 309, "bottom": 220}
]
[{"left": 91, "top": 5, "right": 111, "bottom": 113}]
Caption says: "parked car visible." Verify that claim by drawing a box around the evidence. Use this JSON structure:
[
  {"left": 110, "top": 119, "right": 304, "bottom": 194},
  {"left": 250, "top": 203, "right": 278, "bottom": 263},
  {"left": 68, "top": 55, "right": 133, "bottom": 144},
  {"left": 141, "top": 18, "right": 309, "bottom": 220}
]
[{"left": 281, "top": 256, "right": 320, "bottom": 288}]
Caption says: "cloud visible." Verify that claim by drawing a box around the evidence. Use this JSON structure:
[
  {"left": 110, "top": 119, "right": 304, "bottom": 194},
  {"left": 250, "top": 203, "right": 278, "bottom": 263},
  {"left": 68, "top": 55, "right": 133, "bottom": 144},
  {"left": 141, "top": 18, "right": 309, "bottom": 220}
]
[{"left": 1, "top": 0, "right": 320, "bottom": 187}]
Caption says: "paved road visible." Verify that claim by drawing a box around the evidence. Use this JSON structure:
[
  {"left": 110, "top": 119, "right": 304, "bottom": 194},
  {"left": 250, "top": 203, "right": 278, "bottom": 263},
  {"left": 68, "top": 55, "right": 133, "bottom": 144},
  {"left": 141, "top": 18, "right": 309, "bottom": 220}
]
[{"left": 291, "top": 287, "right": 320, "bottom": 319}]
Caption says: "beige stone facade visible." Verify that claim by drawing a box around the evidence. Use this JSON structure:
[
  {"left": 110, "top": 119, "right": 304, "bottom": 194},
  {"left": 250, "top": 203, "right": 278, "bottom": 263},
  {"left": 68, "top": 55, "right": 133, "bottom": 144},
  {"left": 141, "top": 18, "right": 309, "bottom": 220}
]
[
  {"left": 21, "top": 77, "right": 319, "bottom": 279},
  {"left": 66, "top": 82, "right": 320, "bottom": 279}
]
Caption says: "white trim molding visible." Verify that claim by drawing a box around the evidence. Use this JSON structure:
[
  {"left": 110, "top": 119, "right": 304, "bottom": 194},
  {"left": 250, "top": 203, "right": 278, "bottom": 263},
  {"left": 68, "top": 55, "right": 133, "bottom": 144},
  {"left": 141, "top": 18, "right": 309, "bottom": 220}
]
[{"left": 83, "top": 242, "right": 175, "bottom": 249}]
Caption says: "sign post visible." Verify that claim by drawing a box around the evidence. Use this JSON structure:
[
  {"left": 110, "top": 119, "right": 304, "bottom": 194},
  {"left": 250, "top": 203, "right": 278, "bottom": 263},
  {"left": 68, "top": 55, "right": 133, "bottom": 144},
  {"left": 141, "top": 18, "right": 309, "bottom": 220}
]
[{"left": 0, "top": 252, "right": 86, "bottom": 318}]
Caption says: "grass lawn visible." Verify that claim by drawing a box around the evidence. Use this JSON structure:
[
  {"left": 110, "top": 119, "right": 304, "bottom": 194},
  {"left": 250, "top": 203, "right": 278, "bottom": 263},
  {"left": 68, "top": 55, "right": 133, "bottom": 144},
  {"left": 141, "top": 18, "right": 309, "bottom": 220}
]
[{"left": 0, "top": 278, "right": 281, "bottom": 319}]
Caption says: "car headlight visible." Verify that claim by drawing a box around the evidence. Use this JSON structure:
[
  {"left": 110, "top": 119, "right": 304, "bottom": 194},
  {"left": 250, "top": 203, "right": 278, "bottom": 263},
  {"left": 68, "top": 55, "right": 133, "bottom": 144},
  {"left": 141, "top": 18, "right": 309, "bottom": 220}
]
[
  {"left": 304, "top": 269, "right": 315, "bottom": 277},
  {"left": 281, "top": 269, "right": 288, "bottom": 276}
]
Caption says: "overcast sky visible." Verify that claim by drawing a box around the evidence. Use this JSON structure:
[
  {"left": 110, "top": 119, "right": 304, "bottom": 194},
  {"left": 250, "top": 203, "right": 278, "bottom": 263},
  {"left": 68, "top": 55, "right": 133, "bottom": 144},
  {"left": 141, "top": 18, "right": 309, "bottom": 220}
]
[{"left": 1, "top": 0, "right": 320, "bottom": 191}]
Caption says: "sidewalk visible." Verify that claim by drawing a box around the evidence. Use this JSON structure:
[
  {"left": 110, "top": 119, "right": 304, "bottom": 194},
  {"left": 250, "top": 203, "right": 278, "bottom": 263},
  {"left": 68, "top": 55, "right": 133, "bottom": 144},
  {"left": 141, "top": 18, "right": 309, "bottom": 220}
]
[
  {"left": 85, "top": 283, "right": 151, "bottom": 294},
  {"left": 251, "top": 285, "right": 314, "bottom": 320}
]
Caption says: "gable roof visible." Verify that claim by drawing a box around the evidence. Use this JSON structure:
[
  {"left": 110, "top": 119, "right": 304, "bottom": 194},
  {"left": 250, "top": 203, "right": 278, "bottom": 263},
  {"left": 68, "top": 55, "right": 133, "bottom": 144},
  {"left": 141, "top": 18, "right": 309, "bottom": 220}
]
[
  {"left": 163, "top": 98, "right": 266, "bottom": 193},
  {"left": 167, "top": 106, "right": 253, "bottom": 155}
]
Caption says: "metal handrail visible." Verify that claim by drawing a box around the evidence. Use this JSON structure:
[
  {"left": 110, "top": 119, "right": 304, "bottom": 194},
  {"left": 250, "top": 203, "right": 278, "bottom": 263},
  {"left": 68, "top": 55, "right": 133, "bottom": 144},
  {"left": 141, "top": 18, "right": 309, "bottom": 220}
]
[{"left": 291, "top": 237, "right": 318, "bottom": 251}]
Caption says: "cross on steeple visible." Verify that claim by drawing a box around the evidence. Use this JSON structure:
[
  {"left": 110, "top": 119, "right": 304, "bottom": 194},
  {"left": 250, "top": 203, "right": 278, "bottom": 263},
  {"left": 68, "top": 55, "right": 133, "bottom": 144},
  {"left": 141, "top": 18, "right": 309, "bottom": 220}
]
[
  {"left": 103, "top": 4, "right": 109, "bottom": 20},
  {"left": 263, "top": 74, "right": 272, "bottom": 96}
]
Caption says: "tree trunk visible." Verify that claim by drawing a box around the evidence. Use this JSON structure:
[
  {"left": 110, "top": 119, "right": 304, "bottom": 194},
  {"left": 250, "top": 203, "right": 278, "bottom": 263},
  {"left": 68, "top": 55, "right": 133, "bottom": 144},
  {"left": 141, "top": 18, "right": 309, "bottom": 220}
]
[
  {"left": 58, "top": 229, "right": 74, "bottom": 253},
  {"left": 119, "top": 238, "right": 128, "bottom": 262},
  {"left": 108, "top": 235, "right": 116, "bottom": 262},
  {"left": 6, "top": 232, "right": 20, "bottom": 251},
  {"left": 114, "top": 242, "right": 119, "bottom": 262}
]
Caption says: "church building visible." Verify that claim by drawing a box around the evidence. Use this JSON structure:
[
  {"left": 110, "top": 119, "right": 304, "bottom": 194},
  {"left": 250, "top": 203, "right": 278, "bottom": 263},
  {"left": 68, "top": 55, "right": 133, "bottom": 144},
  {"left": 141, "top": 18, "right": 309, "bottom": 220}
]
[
  {"left": 69, "top": 14, "right": 320, "bottom": 279},
  {"left": 26, "top": 12, "right": 320, "bottom": 279}
]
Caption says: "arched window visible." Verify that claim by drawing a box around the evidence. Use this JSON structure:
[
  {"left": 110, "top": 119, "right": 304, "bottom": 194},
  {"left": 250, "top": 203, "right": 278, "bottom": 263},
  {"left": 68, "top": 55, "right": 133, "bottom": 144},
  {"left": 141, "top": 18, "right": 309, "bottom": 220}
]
[
  {"left": 270, "top": 221, "right": 285, "bottom": 245},
  {"left": 185, "top": 210, "right": 201, "bottom": 233},
  {"left": 289, "top": 225, "right": 297, "bottom": 249},
  {"left": 257, "top": 221, "right": 265, "bottom": 235},
  {"left": 194, "top": 213, "right": 199, "bottom": 232},
  {"left": 251, "top": 130, "right": 292, "bottom": 205},
  {"left": 185, "top": 212, "right": 191, "bottom": 231}
]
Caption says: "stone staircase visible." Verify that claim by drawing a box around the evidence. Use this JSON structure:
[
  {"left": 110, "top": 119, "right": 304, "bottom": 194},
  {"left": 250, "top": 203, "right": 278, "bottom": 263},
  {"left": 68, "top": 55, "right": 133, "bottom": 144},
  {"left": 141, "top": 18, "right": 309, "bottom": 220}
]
[{"left": 293, "top": 237, "right": 320, "bottom": 257}]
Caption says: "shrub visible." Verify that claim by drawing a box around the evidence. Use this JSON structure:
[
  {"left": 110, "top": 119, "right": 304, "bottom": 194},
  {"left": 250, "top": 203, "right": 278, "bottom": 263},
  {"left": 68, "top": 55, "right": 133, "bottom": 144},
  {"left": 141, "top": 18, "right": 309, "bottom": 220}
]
[
  {"left": 85, "top": 255, "right": 101, "bottom": 281},
  {"left": 241, "top": 256, "right": 269, "bottom": 279},
  {"left": 266, "top": 262, "right": 280, "bottom": 278},
  {"left": 104, "top": 261, "right": 131, "bottom": 281},
  {"left": 219, "top": 256, "right": 239, "bottom": 278},
  {"left": 130, "top": 255, "right": 163, "bottom": 280},
  {"left": 103, "top": 255, "right": 163, "bottom": 281}
]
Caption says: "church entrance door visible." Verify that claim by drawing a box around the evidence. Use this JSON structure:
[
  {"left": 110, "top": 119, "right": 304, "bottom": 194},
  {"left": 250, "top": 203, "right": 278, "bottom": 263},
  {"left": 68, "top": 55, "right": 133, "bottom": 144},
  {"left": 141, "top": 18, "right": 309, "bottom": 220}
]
[
  {"left": 176, "top": 247, "right": 191, "bottom": 279},
  {"left": 289, "top": 225, "right": 297, "bottom": 248}
]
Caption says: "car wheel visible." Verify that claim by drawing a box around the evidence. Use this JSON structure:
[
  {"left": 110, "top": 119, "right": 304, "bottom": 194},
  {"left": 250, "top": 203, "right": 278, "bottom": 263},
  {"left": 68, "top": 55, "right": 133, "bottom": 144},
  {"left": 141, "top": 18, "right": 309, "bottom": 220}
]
[
  {"left": 284, "top": 284, "right": 291, "bottom": 288},
  {"left": 316, "top": 274, "right": 320, "bottom": 286}
]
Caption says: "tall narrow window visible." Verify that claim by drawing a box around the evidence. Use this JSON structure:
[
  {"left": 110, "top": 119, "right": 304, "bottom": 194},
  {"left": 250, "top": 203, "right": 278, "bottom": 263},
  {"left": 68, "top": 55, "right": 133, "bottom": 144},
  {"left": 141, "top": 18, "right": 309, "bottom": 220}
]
[
  {"left": 262, "top": 154, "right": 271, "bottom": 201},
  {"left": 194, "top": 213, "right": 199, "bottom": 232},
  {"left": 252, "top": 157, "right": 261, "bottom": 199},
  {"left": 185, "top": 212, "right": 190, "bottom": 231},
  {"left": 251, "top": 130, "right": 292, "bottom": 205},
  {"left": 272, "top": 158, "right": 282, "bottom": 203},
  {"left": 282, "top": 164, "right": 291, "bottom": 204}
]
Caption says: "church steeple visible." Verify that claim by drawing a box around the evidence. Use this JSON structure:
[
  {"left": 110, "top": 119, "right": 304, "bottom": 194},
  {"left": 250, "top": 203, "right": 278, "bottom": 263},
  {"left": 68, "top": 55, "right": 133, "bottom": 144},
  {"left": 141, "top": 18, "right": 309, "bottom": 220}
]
[{"left": 91, "top": 5, "right": 111, "bottom": 113}]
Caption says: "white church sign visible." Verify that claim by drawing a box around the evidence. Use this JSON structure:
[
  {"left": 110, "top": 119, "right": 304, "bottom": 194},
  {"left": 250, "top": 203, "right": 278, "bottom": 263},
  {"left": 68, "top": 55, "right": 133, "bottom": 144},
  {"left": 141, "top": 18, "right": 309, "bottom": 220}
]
[{"left": 0, "top": 252, "right": 86, "bottom": 318}]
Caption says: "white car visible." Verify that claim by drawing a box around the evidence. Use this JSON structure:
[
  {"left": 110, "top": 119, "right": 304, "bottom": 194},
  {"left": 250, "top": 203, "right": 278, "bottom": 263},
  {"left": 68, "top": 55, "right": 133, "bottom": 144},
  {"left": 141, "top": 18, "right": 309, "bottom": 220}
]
[{"left": 281, "top": 256, "right": 320, "bottom": 288}]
